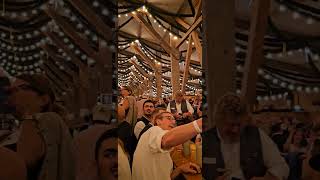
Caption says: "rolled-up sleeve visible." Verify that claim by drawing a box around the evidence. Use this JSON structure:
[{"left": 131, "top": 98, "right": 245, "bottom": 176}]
[
  {"left": 259, "top": 129, "right": 289, "bottom": 179},
  {"left": 148, "top": 127, "right": 170, "bottom": 153}
]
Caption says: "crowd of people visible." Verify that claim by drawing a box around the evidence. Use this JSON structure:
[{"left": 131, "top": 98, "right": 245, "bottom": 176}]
[
  {"left": 201, "top": 93, "right": 320, "bottom": 180},
  {"left": 0, "top": 74, "right": 117, "bottom": 180},
  {"left": 1, "top": 74, "right": 320, "bottom": 180},
  {"left": 117, "top": 86, "right": 203, "bottom": 180}
]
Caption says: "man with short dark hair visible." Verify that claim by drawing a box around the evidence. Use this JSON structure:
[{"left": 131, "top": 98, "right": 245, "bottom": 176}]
[{"left": 134, "top": 100, "right": 155, "bottom": 139}]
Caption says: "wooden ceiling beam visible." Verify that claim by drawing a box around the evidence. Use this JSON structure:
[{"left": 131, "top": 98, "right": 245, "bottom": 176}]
[
  {"left": 175, "top": 15, "right": 202, "bottom": 49},
  {"left": 45, "top": 59, "right": 73, "bottom": 86},
  {"left": 241, "top": 0, "right": 271, "bottom": 107},
  {"left": 41, "top": 64, "right": 68, "bottom": 90},
  {"left": 41, "top": 44, "right": 78, "bottom": 79},
  {"left": 176, "top": 18, "right": 202, "bottom": 54},
  {"left": 45, "top": 6, "right": 105, "bottom": 65},
  {"left": 131, "top": 12, "right": 180, "bottom": 59},
  {"left": 130, "top": 60, "right": 152, "bottom": 79},
  {"left": 44, "top": 31, "right": 87, "bottom": 71},
  {"left": 181, "top": 35, "right": 193, "bottom": 94},
  {"left": 68, "top": 0, "right": 112, "bottom": 41},
  {"left": 131, "top": 43, "right": 157, "bottom": 70}
]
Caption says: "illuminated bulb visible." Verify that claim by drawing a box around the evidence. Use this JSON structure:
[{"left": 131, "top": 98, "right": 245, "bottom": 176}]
[
  {"left": 292, "top": 12, "right": 300, "bottom": 19},
  {"left": 102, "top": 9, "right": 109, "bottom": 15},
  {"left": 306, "top": 18, "right": 314, "bottom": 25},
  {"left": 266, "top": 53, "right": 272, "bottom": 58},
  {"left": 173, "top": 36, "right": 178, "bottom": 40},
  {"left": 272, "top": 79, "right": 278, "bottom": 84},
  {"left": 288, "top": 84, "right": 295, "bottom": 90},
  {"left": 305, "top": 87, "right": 311, "bottom": 93},
  {"left": 235, "top": 46, "right": 241, "bottom": 53},
  {"left": 11, "top": 13, "right": 17, "bottom": 18},
  {"left": 92, "top": 1, "right": 99, "bottom": 7},
  {"left": 71, "top": 16, "right": 76, "bottom": 21},
  {"left": 279, "top": 5, "right": 287, "bottom": 12},
  {"left": 76, "top": 23, "right": 83, "bottom": 29},
  {"left": 85, "top": 30, "right": 90, "bottom": 35}
]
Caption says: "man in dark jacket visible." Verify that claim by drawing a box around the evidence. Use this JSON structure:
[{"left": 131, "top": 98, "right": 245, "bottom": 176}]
[{"left": 202, "top": 93, "right": 289, "bottom": 180}]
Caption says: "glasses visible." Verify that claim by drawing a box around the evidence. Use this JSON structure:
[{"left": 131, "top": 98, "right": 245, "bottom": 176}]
[{"left": 162, "top": 116, "right": 175, "bottom": 121}]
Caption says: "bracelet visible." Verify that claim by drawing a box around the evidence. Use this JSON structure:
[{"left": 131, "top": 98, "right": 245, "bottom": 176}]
[{"left": 192, "top": 120, "right": 202, "bottom": 134}]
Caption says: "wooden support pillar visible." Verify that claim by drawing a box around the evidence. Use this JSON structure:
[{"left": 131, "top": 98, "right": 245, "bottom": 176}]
[
  {"left": 155, "top": 63, "right": 163, "bottom": 98},
  {"left": 241, "top": 0, "right": 271, "bottom": 108},
  {"left": 170, "top": 37, "right": 181, "bottom": 96},
  {"left": 203, "top": 0, "right": 236, "bottom": 129},
  {"left": 181, "top": 35, "right": 193, "bottom": 94}
]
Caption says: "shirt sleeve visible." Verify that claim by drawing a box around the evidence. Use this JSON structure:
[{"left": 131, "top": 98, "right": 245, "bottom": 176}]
[
  {"left": 186, "top": 100, "right": 194, "bottom": 114},
  {"left": 148, "top": 126, "right": 170, "bottom": 153},
  {"left": 259, "top": 129, "right": 289, "bottom": 179},
  {"left": 134, "top": 121, "right": 146, "bottom": 139},
  {"left": 166, "top": 103, "right": 171, "bottom": 112}
]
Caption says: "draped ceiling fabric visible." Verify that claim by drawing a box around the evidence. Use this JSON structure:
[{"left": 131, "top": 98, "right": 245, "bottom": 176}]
[{"left": 118, "top": 0, "right": 320, "bottom": 99}]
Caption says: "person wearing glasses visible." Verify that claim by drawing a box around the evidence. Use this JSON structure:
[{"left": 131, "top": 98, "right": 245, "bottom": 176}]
[
  {"left": 132, "top": 111, "right": 202, "bottom": 180},
  {"left": 7, "top": 74, "right": 74, "bottom": 180}
]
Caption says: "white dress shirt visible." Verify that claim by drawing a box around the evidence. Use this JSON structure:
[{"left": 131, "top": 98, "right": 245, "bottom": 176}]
[
  {"left": 132, "top": 126, "right": 173, "bottom": 180},
  {"left": 166, "top": 100, "right": 194, "bottom": 114}
]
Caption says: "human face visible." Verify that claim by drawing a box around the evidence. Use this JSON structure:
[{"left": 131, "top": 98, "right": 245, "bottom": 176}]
[
  {"left": 143, "top": 102, "right": 155, "bottom": 117},
  {"left": 97, "top": 137, "right": 118, "bottom": 180},
  {"left": 156, "top": 112, "right": 176, "bottom": 130},
  {"left": 175, "top": 95, "right": 183, "bottom": 103},
  {"left": 7, "top": 80, "right": 48, "bottom": 117},
  {"left": 218, "top": 115, "right": 247, "bottom": 143},
  {"left": 293, "top": 131, "right": 304, "bottom": 144},
  {"left": 120, "top": 88, "right": 130, "bottom": 97}
]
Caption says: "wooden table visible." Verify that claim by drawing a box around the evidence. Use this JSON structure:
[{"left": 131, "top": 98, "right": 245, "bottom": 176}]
[{"left": 171, "top": 148, "right": 202, "bottom": 180}]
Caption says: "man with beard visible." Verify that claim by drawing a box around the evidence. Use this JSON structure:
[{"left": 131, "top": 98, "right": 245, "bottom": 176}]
[
  {"left": 134, "top": 100, "right": 155, "bottom": 139},
  {"left": 202, "top": 93, "right": 289, "bottom": 180}
]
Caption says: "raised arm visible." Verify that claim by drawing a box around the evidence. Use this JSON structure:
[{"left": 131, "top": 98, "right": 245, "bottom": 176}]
[{"left": 161, "top": 118, "right": 202, "bottom": 150}]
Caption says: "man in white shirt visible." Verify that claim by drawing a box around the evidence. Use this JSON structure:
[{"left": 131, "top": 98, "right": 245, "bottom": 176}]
[
  {"left": 132, "top": 112, "right": 202, "bottom": 180},
  {"left": 167, "top": 91, "right": 194, "bottom": 126},
  {"left": 202, "top": 93, "right": 289, "bottom": 180},
  {"left": 134, "top": 100, "right": 155, "bottom": 139}
]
